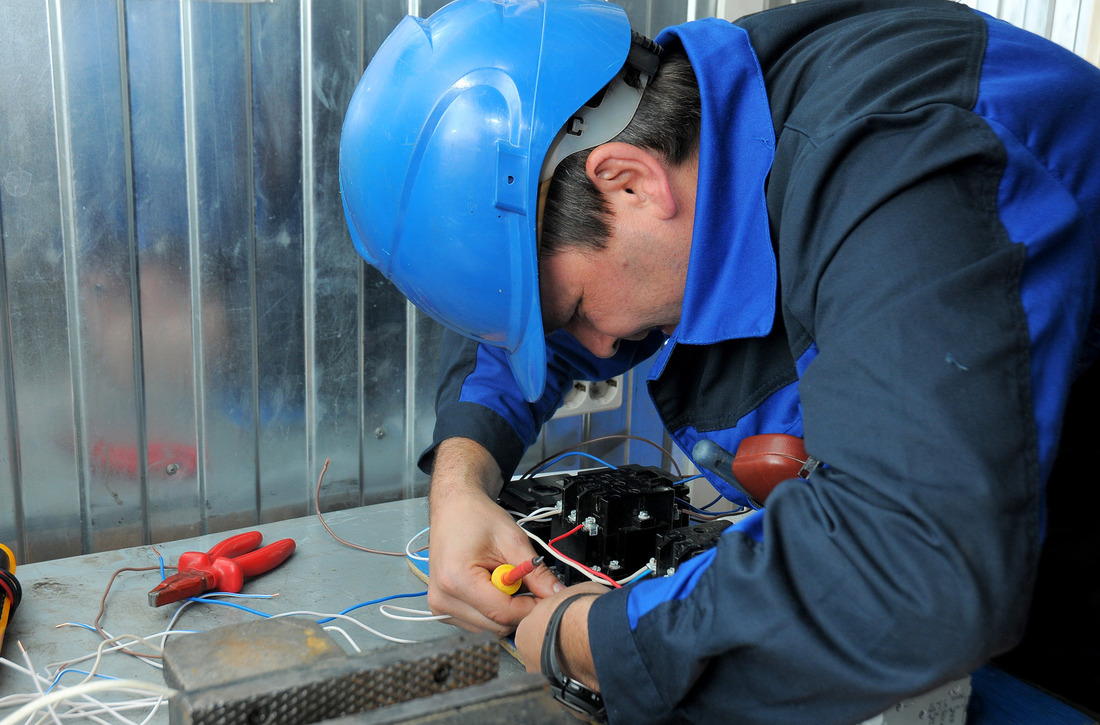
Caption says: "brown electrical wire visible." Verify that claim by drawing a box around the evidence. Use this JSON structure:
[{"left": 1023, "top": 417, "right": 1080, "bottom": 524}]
[
  {"left": 313, "top": 458, "right": 408, "bottom": 556},
  {"left": 314, "top": 434, "right": 680, "bottom": 556},
  {"left": 94, "top": 565, "right": 165, "bottom": 660}
]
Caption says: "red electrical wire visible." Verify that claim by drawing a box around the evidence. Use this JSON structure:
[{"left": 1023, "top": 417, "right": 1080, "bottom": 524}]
[
  {"left": 548, "top": 524, "right": 584, "bottom": 546},
  {"left": 0, "top": 576, "right": 13, "bottom": 611},
  {"left": 546, "top": 524, "right": 621, "bottom": 589}
]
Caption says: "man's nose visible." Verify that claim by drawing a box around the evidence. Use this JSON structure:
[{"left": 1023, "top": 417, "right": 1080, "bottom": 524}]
[{"left": 568, "top": 324, "right": 620, "bottom": 358}]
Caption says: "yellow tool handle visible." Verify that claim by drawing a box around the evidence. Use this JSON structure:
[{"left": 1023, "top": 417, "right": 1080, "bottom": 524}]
[{"left": 0, "top": 542, "right": 17, "bottom": 646}]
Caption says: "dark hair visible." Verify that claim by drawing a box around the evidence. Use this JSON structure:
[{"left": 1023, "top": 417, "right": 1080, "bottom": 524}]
[{"left": 539, "top": 48, "right": 701, "bottom": 258}]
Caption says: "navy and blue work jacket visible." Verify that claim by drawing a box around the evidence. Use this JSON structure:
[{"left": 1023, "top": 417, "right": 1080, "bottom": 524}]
[{"left": 423, "top": 1, "right": 1100, "bottom": 722}]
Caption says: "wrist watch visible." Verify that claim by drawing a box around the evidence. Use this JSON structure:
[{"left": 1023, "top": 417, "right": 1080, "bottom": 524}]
[{"left": 540, "top": 593, "right": 606, "bottom": 722}]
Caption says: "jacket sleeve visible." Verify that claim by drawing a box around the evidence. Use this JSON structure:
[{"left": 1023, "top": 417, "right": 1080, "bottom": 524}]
[
  {"left": 419, "top": 328, "right": 664, "bottom": 479},
  {"left": 588, "top": 102, "right": 1096, "bottom": 723}
]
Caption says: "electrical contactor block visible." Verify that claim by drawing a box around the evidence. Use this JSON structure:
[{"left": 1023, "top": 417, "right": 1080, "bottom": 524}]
[
  {"left": 553, "top": 465, "right": 689, "bottom": 583},
  {"left": 654, "top": 518, "right": 732, "bottom": 577},
  {"left": 501, "top": 465, "right": 728, "bottom": 586}
]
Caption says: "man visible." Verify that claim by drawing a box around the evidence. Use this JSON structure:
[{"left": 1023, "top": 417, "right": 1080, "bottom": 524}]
[{"left": 339, "top": 0, "right": 1100, "bottom": 722}]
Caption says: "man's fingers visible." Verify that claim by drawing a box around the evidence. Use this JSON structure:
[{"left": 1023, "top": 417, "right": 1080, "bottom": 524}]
[
  {"left": 428, "top": 569, "right": 544, "bottom": 636},
  {"left": 522, "top": 562, "right": 564, "bottom": 599},
  {"left": 430, "top": 592, "right": 514, "bottom": 636}
]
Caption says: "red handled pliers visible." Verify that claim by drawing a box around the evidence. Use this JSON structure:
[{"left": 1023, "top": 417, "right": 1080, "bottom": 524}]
[{"left": 148, "top": 531, "right": 295, "bottom": 607}]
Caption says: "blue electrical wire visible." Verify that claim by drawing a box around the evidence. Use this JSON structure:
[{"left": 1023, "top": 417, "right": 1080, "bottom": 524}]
[
  {"left": 185, "top": 590, "right": 428, "bottom": 625},
  {"left": 528, "top": 451, "right": 618, "bottom": 476},
  {"left": 673, "top": 475, "right": 728, "bottom": 511},
  {"left": 44, "top": 669, "right": 117, "bottom": 695},
  {"left": 698, "top": 492, "right": 725, "bottom": 510},
  {"left": 315, "top": 591, "right": 428, "bottom": 624},
  {"left": 184, "top": 597, "right": 273, "bottom": 618},
  {"left": 57, "top": 622, "right": 98, "bottom": 633}
]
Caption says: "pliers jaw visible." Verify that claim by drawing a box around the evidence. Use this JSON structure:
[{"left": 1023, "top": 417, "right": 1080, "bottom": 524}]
[{"left": 148, "top": 570, "right": 216, "bottom": 607}]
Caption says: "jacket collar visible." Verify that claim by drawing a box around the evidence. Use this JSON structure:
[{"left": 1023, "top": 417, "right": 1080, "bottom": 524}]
[{"left": 657, "top": 19, "right": 777, "bottom": 347}]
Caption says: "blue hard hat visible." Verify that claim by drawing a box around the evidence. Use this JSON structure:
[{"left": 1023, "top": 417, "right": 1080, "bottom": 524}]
[{"left": 339, "top": 0, "right": 635, "bottom": 402}]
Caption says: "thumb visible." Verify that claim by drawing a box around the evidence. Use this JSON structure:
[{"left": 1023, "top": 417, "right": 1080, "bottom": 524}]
[{"left": 522, "top": 561, "right": 565, "bottom": 599}]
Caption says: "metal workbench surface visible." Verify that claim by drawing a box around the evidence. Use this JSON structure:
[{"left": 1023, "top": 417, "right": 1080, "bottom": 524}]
[
  {"left": 0, "top": 497, "right": 526, "bottom": 723},
  {"left": 2, "top": 496, "right": 1097, "bottom": 725}
]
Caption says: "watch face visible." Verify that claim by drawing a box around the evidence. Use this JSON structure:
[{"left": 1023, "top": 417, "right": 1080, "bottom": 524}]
[{"left": 559, "top": 680, "right": 607, "bottom": 721}]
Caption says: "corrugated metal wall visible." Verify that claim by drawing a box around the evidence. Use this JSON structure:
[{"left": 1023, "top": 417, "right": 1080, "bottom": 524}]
[
  {"left": 0, "top": 0, "right": 693, "bottom": 565},
  {"left": 1, "top": 0, "right": 1094, "bottom": 566},
  {"left": 959, "top": 0, "right": 1098, "bottom": 62}
]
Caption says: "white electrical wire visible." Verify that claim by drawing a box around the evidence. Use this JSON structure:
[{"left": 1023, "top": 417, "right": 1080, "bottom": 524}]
[
  {"left": 269, "top": 610, "right": 419, "bottom": 645},
  {"left": 322, "top": 626, "right": 362, "bottom": 654},
  {"left": 0, "top": 677, "right": 166, "bottom": 725},
  {"left": 0, "top": 656, "right": 41, "bottom": 702},
  {"left": 513, "top": 504, "right": 608, "bottom": 584},
  {"left": 19, "top": 643, "right": 60, "bottom": 725},
  {"left": 153, "top": 591, "right": 277, "bottom": 651},
  {"left": 378, "top": 604, "right": 450, "bottom": 622},
  {"left": 514, "top": 506, "right": 652, "bottom": 587},
  {"left": 0, "top": 680, "right": 175, "bottom": 725},
  {"left": 75, "top": 633, "right": 165, "bottom": 688},
  {"left": 508, "top": 503, "right": 612, "bottom": 585},
  {"left": 520, "top": 527, "right": 610, "bottom": 586},
  {"left": 134, "top": 698, "right": 167, "bottom": 725},
  {"left": 14, "top": 616, "right": 215, "bottom": 724},
  {"left": 513, "top": 507, "right": 560, "bottom": 526},
  {"left": 615, "top": 564, "right": 653, "bottom": 586},
  {"left": 48, "top": 627, "right": 166, "bottom": 674},
  {"left": 0, "top": 677, "right": 174, "bottom": 725},
  {"left": 31, "top": 695, "right": 166, "bottom": 725},
  {"left": 3, "top": 644, "right": 170, "bottom": 725},
  {"left": 405, "top": 526, "right": 430, "bottom": 562}
]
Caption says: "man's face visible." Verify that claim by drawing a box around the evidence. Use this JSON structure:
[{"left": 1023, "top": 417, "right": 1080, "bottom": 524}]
[{"left": 539, "top": 222, "right": 687, "bottom": 358}]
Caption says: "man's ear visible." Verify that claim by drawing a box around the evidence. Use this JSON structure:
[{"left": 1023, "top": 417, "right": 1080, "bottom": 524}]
[{"left": 585, "top": 142, "right": 677, "bottom": 220}]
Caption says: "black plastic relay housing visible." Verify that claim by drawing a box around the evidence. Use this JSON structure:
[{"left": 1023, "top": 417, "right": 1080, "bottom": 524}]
[
  {"left": 653, "top": 519, "right": 732, "bottom": 577},
  {"left": 499, "top": 464, "right": 731, "bottom": 585}
]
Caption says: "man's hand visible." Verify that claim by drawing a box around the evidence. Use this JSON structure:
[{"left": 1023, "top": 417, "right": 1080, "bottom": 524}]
[
  {"left": 426, "top": 438, "right": 563, "bottom": 636},
  {"left": 515, "top": 582, "right": 609, "bottom": 690}
]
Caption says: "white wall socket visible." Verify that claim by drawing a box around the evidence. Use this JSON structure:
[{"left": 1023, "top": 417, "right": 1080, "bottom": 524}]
[{"left": 552, "top": 375, "right": 625, "bottom": 418}]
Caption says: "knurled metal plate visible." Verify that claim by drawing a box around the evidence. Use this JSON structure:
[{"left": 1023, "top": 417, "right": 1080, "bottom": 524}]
[{"left": 170, "top": 631, "right": 500, "bottom": 725}]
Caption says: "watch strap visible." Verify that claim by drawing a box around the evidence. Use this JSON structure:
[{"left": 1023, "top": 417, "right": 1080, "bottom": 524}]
[{"left": 540, "top": 593, "right": 606, "bottom": 721}]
